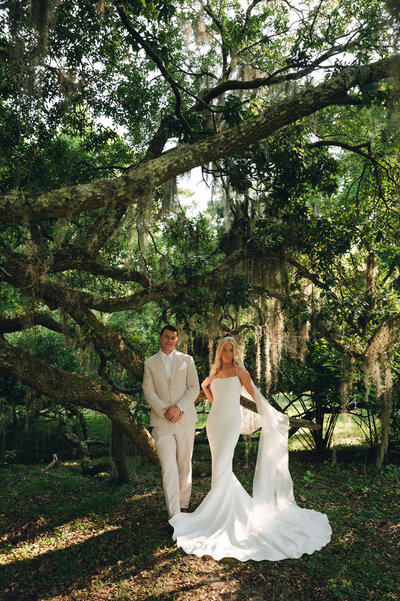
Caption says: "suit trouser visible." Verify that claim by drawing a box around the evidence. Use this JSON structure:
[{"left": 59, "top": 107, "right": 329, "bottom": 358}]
[{"left": 152, "top": 423, "right": 196, "bottom": 518}]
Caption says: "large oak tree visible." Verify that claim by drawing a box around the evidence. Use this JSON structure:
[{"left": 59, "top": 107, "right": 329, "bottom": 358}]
[{"left": 0, "top": 0, "right": 399, "bottom": 469}]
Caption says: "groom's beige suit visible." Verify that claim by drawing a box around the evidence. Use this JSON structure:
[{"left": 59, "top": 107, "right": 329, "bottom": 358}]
[{"left": 142, "top": 349, "right": 199, "bottom": 517}]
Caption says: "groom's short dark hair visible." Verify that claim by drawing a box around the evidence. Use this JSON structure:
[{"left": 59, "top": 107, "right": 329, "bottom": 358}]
[{"left": 160, "top": 324, "right": 178, "bottom": 335}]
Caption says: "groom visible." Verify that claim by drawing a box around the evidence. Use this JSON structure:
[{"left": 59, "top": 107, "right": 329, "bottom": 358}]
[{"left": 142, "top": 325, "right": 200, "bottom": 518}]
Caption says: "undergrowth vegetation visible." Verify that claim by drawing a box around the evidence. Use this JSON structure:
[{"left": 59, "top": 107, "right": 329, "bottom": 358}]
[{"left": 1, "top": 439, "right": 399, "bottom": 601}]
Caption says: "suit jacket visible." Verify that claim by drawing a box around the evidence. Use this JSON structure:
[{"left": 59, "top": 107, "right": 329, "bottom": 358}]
[{"left": 142, "top": 350, "right": 200, "bottom": 429}]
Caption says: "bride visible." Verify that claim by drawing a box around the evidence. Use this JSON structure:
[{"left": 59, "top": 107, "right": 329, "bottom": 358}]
[{"left": 169, "top": 336, "right": 332, "bottom": 561}]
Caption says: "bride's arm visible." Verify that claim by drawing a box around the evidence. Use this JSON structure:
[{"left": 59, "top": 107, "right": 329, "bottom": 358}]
[
  {"left": 237, "top": 367, "right": 255, "bottom": 400},
  {"left": 201, "top": 376, "right": 214, "bottom": 403}
]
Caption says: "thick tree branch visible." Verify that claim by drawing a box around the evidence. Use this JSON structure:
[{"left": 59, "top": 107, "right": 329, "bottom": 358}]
[
  {"left": 240, "top": 396, "right": 320, "bottom": 431},
  {"left": 67, "top": 307, "right": 144, "bottom": 380},
  {"left": 1, "top": 244, "right": 246, "bottom": 316},
  {"left": 0, "top": 177, "right": 127, "bottom": 225},
  {"left": 0, "top": 55, "right": 398, "bottom": 225},
  {"left": 0, "top": 312, "right": 76, "bottom": 337},
  {"left": 0, "top": 250, "right": 147, "bottom": 378},
  {"left": 0, "top": 336, "right": 158, "bottom": 464},
  {"left": 51, "top": 257, "right": 153, "bottom": 287},
  {"left": 144, "top": 118, "right": 171, "bottom": 160}
]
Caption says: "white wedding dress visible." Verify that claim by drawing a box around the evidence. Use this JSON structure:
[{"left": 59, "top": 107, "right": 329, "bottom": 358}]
[{"left": 169, "top": 376, "right": 331, "bottom": 561}]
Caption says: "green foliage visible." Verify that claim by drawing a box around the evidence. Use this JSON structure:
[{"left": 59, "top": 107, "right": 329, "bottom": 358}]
[
  {"left": 213, "top": 275, "right": 255, "bottom": 310},
  {"left": 11, "top": 328, "right": 80, "bottom": 372},
  {"left": 0, "top": 449, "right": 17, "bottom": 467},
  {"left": 108, "top": 308, "right": 159, "bottom": 360}
]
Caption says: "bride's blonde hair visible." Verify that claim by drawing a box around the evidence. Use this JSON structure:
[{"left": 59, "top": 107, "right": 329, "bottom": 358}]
[{"left": 210, "top": 336, "right": 244, "bottom": 376}]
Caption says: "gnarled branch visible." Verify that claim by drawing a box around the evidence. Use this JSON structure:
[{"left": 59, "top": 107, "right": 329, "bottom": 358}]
[{"left": 0, "top": 336, "right": 158, "bottom": 464}]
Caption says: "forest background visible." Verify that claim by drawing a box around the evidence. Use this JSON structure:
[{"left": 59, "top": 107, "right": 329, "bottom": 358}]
[{"left": 0, "top": 1, "right": 400, "bottom": 599}]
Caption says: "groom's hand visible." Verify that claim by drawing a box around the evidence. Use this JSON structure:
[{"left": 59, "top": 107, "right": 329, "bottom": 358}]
[{"left": 164, "top": 405, "right": 183, "bottom": 423}]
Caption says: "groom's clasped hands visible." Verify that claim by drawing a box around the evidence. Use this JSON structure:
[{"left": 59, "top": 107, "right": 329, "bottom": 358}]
[{"left": 163, "top": 405, "right": 183, "bottom": 423}]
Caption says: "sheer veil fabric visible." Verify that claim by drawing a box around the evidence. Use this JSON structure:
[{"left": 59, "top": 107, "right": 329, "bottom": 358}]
[{"left": 169, "top": 376, "right": 332, "bottom": 561}]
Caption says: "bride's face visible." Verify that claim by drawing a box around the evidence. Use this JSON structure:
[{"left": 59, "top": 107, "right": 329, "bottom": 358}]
[{"left": 221, "top": 343, "right": 234, "bottom": 366}]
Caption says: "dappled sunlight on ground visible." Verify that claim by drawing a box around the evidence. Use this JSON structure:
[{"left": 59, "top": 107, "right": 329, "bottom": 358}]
[
  {"left": 1, "top": 519, "right": 121, "bottom": 564},
  {"left": 1, "top": 449, "right": 398, "bottom": 601}
]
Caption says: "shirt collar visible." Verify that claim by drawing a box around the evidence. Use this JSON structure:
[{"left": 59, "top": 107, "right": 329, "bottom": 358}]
[{"left": 160, "top": 349, "right": 175, "bottom": 360}]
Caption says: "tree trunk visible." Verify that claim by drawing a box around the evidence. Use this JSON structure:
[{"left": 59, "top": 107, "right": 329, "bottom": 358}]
[{"left": 111, "top": 422, "right": 130, "bottom": 483}]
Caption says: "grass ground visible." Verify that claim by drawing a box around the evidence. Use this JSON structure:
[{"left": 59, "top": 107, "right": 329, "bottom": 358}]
[{"left": 0, "top": 438, "right": 399, "bottom": 601}]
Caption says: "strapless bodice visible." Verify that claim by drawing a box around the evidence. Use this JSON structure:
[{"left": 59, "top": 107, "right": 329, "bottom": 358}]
[
  {"left": 207, "top": 376, "right": 242, "bottom": 439},
  {"left": 210, "top": 376, "right": 241, "bottom": 406}
]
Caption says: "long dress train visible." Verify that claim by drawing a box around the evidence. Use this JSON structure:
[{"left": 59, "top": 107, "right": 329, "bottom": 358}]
[{"left": 169, "top": 376, "right": 331, "bottom": 561}]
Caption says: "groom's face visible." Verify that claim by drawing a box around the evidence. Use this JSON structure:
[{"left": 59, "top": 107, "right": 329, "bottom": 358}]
[{"left": 159, "top": 329, "right": 178, "bottom": 354}]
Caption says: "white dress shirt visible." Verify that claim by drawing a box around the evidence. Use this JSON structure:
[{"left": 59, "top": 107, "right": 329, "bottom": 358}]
[{"left": 161, "top": 349, "right": 175, "bottom": 379}]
